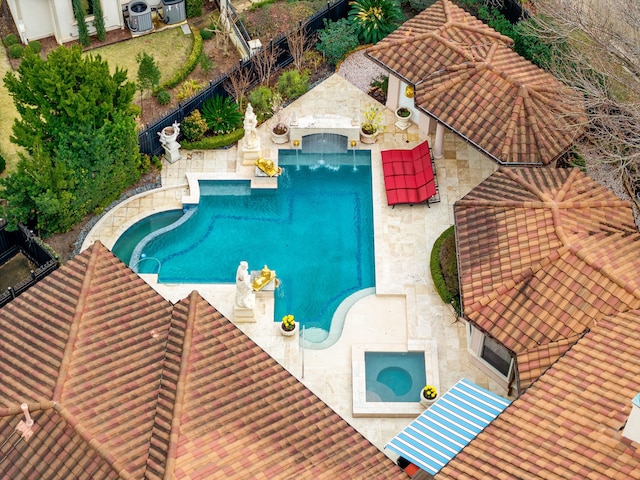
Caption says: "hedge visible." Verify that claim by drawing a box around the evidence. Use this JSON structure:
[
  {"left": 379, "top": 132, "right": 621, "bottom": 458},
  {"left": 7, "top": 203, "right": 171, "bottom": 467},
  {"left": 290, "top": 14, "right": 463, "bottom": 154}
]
[
  {"left": 180, "top": 128, "right": 245, "bottom": 150},
  {"left": 160, "top": 28, "right": 203, "bottom": 91},
  {"left": 429, "top": 225, "right": 461, "bottom": 314}
]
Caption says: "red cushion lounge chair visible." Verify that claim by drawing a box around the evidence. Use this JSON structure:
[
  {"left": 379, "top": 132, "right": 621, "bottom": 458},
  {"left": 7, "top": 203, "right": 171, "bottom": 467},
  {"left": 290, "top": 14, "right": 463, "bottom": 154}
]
[{"left": 381, "top": 140, "right": 438, "bottom": 207}]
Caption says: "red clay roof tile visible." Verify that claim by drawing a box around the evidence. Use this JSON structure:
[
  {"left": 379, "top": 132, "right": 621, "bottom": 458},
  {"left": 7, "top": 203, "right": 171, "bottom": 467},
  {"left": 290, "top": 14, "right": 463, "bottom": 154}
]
[
  {"left": 366, "top": 0, "right": 585, "bottom": 165},
  {"left": 455, "top": 167, "right": 640, "bottom": 391},
  {"left": 0, "top": 242, "right": 405, "bottom": 479}
]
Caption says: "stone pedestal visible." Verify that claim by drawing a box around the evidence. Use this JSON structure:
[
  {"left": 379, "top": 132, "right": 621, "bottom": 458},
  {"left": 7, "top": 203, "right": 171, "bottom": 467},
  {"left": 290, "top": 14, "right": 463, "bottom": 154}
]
[
  {"left": 163, "top": 142, "right": 182, "bottom": 163},
  {"left": 241, "top": 139, "right": 261, "bottom": 166},
  {"left": 234, "top": 305, "right": 256, "bottom": 323}
]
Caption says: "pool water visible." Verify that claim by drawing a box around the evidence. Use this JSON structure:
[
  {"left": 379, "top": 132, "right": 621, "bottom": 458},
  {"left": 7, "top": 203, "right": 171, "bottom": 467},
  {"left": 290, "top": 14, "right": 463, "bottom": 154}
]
[
  {"left": 365, "top": 352, "right": 426, "bottom": 402},
  {"left": 113, "top": 150, "right": 374, "bottom": 337}
]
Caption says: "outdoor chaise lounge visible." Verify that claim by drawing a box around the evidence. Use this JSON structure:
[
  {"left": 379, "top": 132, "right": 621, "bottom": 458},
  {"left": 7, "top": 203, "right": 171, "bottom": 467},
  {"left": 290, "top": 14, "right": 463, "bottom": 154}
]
[{"left": 381, "top": 140, "right": 439, "bottom": 207}]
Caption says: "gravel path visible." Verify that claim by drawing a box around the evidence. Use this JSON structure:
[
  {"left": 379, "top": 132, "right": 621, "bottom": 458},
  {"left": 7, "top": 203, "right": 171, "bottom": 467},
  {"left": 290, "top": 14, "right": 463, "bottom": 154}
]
[{"left": 337, "top": 49, "right": 386, "bottom": 93}]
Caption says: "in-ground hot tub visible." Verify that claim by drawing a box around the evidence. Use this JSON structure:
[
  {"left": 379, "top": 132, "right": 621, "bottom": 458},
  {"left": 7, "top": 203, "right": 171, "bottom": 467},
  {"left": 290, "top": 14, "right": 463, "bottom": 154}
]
[{"left": 352, "top": 341, "right": 439, "bottom": 417}]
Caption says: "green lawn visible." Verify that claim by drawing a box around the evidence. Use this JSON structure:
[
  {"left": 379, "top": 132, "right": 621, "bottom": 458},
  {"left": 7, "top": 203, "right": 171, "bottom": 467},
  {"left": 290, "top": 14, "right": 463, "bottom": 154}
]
[
  {"left": 0, "top": 47, "right": 23, "bottom": 173},
  {"left": 86, "top": 26, "right": 192, "bottom": 87}
]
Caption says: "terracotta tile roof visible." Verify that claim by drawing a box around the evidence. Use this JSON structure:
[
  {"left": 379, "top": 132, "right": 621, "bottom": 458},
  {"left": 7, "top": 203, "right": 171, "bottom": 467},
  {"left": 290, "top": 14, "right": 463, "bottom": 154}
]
[
  {"left": 436, "top": 313, "right": 640, "bottom": 479},
  {"left": 454, "top": 167, "right": 640, "bottom": 390},
  {"left": 366, "top": 0, "right": 585, "bottom": 165},
  {"left": 0, "top": 242, "right": 404, "bottom": 479}
]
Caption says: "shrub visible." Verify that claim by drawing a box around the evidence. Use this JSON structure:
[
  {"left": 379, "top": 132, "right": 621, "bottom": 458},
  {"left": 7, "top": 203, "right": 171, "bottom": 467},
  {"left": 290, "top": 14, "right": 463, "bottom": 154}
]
[
  {"left": 430, "top": 226, "right": 461, "bottom": 314},
  {"left": 317, "top": 18, "right": 359, "bottom": 66},
  {"left": 157, "top": 89, "right": 171, "bottom": 105},
  {"left": 181, "top": 109, "right": 209, "bottom": 142},
  {"left": 277, "top": 69, "right": 309, "bottom": 100},
  {"left": 161, "top": 28, "right": 202, "bottom": 90},
  {"left": 3, "top": 33, "right": 18, "bottom": 46},
  {"left": 26, "top": 40, "right": 42, "bottom": 54},
  {"left": 92, "top": 0, "right": 107, "bottom": 41},
  {"left": 8, "top": 44, "right": 24, "bottom": 59},
  {"left": 200, "top": 27, "right": 214, "bottom": 40},
  {"left": 304, "top": 49, "right": 323, "bottom": 72},
  {"left": 180, "top": 128, "right": 245, "bottom": 150},
  {"left": 349, "top": 0, "right": 404, "bottom": 44},
  {"left": 408, "top": 0, "right": 437, "bottom": 12},
  {"left": 201, "top": 95, "right": 243, "bottom": 134},
  {"left": 186, "top": 0, "right": 203, "bottom": 17},
  {"left": 129, "top": 103, "right": 142, "bottom": 117},
  {"left": 248, "top": 86, "right": 274, "bottom": 122},
  {"left": 0, "top": 151, "right": 6, "bottom": 174},
  {"left": 199, "top": 52, "right": 214, "bottom": 73},
  {"left": 176, "top": 79, "right": 205, "bottom": 101}
]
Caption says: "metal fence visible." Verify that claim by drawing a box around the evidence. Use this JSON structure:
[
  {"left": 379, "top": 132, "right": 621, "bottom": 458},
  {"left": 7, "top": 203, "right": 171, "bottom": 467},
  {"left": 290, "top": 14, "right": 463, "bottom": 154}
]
[
  {"left": 0, "top": 221, "right": 60, "bottom": 307},
  {"left": 137, "top": 0, "right": 350, "bottom": 157}
]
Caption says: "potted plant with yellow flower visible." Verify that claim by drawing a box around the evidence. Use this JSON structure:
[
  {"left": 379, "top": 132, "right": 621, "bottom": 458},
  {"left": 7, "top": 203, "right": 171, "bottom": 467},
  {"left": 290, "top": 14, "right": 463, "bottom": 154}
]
[
  {"left": 420, "top": 385, "right": 438, "bottom": 407},
  {"left": 281, "top": 314, "right": 297, "bottom": 336},
  {"left": 360, "top": 104, "right": 384, "bottom": 144}
]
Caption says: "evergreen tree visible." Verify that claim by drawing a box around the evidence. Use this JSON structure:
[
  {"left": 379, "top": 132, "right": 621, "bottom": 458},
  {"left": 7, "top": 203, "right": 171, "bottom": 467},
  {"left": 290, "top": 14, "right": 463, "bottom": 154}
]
[
  {"left": 92, "top": 0, "right": 106, "bottom": 42},
  {"left": 1, "top": 47, "right": 141, "bottom": 236},
  {"left": 136, "top": 51, "right": 161, "bottom": 111},
  {"left": 72, "top": 0, "right": 91, "bottom": 47}
]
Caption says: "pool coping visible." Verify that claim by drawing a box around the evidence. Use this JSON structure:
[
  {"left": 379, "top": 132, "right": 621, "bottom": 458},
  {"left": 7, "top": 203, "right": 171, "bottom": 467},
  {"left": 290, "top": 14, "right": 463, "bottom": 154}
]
[{"left": 352, "top": 340, "right": 439, "bottom": 417}]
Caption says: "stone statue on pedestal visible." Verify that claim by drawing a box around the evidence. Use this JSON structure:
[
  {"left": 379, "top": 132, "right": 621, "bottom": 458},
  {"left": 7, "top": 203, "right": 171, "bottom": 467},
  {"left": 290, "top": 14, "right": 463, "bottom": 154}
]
[{"left": 235, "top": 261, "right": 255, "bottom": 309}]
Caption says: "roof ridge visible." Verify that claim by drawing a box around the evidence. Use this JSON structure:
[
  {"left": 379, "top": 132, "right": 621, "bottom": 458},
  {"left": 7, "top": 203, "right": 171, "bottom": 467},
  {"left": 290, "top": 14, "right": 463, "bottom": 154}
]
[
  {"left": 53, "top": 402, "right": 134, "bottom": 479},
  {"left": 52, "top": 241, "right": 102, "bottom": 402},
  {"left": 501, "top": 168, "right": 547, "bottom": 201},
  {"left": 450, "top": 21, "right": 514, "bottom": 47},
  {"left": 569, "top": 232, "right": 640, "bottom": 300},
  {"left": 464, "top": 246, "right": 566, "bottom": 320},
  {"left": 163, "top": 290, "right": 200, "bottom": 479},
  {"left": 501, "top": 94, "right": 525, "bottom": 161},
  {"left": 0, "top": 401, "right": 55, "bottom": 417}
]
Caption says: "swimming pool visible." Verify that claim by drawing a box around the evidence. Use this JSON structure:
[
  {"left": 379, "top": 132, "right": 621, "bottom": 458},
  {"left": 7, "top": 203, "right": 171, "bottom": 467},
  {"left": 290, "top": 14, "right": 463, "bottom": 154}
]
[
  {"left": 112, "top": 149, "right": 374, "bottom": 340},
  {"left": 365, "top": 352, "right": 426, "bottom": 402}
]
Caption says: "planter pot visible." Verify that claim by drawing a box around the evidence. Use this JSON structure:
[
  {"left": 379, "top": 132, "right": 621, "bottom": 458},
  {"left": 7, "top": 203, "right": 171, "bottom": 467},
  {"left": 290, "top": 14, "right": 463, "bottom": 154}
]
[
  {"left": 395, "top": 109, "right": 412, "bottom": 129},
  {"left": 420, "top": 391, "right": 437, "bottom": 407},
  {"left": 360, "top": 129, "right": 378, "bottom": 144},
  {"left": 271, "top": 128, "right": 290, "bottom": 144},
  {"left": 281, "top": 322, "right": 298, "bottom": 337}
]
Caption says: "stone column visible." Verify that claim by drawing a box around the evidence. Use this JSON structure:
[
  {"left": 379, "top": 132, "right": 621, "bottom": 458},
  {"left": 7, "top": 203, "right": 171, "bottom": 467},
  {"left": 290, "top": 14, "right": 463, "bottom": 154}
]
[{"left": 433, "top": 122, "right": 445, "bottom": 160}]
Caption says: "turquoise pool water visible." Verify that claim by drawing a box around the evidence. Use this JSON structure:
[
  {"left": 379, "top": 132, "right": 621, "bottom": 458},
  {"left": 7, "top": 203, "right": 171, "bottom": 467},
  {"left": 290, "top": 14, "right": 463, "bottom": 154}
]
[
  {"left": 365, "top": 352, "right": 426, "bottom": 402},
  {"left": 112, "top": 149, "right": 374, "bottom": 338}
]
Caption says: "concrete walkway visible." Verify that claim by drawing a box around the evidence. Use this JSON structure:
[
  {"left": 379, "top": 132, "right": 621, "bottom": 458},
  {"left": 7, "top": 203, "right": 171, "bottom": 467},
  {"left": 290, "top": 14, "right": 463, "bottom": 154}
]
[{"left": 82, "top": 73, "right": 500, "bottom": 454}]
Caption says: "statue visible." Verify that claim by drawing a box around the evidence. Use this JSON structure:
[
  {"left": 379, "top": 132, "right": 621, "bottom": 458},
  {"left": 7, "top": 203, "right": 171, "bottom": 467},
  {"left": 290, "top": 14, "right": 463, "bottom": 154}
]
[
  {"left": 243, "top": 103, "right": 259, "bottom": 150},
  {"left": 158, "top": 121, "right": 181, "bottom": 163},
  {"left": 235, "top": 261, "right": 255, "bottom": 309}
]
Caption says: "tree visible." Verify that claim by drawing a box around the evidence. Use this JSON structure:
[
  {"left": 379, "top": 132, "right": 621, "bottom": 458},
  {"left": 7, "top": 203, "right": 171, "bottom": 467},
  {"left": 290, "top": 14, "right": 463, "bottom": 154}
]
[
  {"left": 72, "top": 0, "right": 90, "bottom": 47},
  {"left": 136, "top": 51, "right": 161, "bottom": 112},
  {"left": 252, "top": 42, "right": 281, "bottom": 86},
  {"left": 92, "top": 0, "right": 106, "bottom": 42},
  {"left": 286, "top": 24, "right": 309, "bottom": 72},
  {"left": 348, "top": 0, "right": 404, "bottom": 45},
  {"left": 1, "top": 46, "right": 141, "bottom": 236},
  {"left": 317, "top": 18, "right": 359, "bottom": 66},
  {"left": 529, "top": 0, "right": 640, "bottom": 212}
]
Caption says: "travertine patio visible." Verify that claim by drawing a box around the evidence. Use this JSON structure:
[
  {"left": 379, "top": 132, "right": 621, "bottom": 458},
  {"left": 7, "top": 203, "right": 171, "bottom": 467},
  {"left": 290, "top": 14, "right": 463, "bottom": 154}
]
[{"left": 82, "top": 73, "right": 500, "bottom": 455}]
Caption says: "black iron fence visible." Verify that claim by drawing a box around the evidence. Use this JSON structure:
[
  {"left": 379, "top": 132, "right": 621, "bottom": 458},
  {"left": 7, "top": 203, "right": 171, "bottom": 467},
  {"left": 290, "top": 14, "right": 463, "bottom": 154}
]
[
  {"left": 137, "top": 0, "right": 350, "bottom": 157},
  {"left": 0, "top": 221, "right": 60, "bottom": 307}
]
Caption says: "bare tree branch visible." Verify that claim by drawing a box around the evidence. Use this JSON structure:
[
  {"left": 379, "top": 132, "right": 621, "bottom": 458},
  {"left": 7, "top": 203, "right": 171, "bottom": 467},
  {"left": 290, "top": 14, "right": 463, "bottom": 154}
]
[
  {"left": 252, "top": 41, "right": 282, "bottom": 86},
  {"left": 286, "top": 24, "right": 310, "bottom": 72},
  {"left": 224, "top": 64, "right": 252, "bottom": 105},
  {"left": 530, "top": 0, "right": 640, "bottom": 207}
]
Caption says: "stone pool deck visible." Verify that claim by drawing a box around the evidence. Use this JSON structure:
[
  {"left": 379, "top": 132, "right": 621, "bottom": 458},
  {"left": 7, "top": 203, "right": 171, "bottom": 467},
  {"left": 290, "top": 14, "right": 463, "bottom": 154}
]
[{"left": 81, "top": 74, "right": 500, "bottom": 455}]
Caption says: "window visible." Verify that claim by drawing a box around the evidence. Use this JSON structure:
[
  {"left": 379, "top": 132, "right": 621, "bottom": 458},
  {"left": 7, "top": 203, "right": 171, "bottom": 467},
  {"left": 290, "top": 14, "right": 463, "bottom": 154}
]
[
  {"left": 480, "top": 336, "right": 512, "bottom": 377},
  {"left": 73, "top": 0, "right": 94, "bottom": 16}
]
